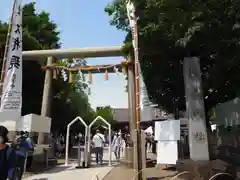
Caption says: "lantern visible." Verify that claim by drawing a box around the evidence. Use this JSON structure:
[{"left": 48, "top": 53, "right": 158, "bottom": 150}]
[{"left": 104, "top": 69, "right": 108, "bottom": 80}]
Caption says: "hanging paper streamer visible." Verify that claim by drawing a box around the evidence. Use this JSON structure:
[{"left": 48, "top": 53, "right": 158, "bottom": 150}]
[
  {"left": 113, "top": 66, "right": 118, "bottom": 75},
  {"left": 79, "top": 70, "right": 84, "bottom": 82},
  {"left": 88, "top": 71, "right": 92, "bottom": 84},
  {"left": 68, "top": 71, "right": 73, "bottom": 83},
  {"left": 53, "top": 69, "right": 57, "bottom": 79},
  {"left": 104, "top": 69, "right": 108, "bottom": 80},
  {"left": 88, "top": 88, "right": 91, "bottom": 95},
  {"left": 122, "top": 66, "right": 126, "bottom": 76},
  {"left": 126, "top": 0, "right": 137, "bottom": 48}
]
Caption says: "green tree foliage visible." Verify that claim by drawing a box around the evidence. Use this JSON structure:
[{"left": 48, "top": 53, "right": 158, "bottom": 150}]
[
  {"left": 51, "top": 59, "right": 95, "bottom": 133},
  {"left": 0, "top": 2, "right": 94, "bottom": 134},
  {"left": 95, "top": 106, "right": 116, "bottom": 128},
  {"left": 105, "top": 0, "right": 240, "bottom": 115}
]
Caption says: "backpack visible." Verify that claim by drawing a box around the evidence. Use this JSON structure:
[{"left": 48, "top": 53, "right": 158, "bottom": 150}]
[{"left": 12, "top": 135, "right": 27, "bottom": 151}]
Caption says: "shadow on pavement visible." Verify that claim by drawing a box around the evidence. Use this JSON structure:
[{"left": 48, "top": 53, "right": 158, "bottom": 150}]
[
  {"left": 89, "top": 162, "right": 118, "bottom": 169},
  {"left": 41, "top": 166, "right": 70, "bottom": 174}
]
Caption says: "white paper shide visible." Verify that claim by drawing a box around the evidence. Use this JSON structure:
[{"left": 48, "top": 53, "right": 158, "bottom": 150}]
[
  {"left": 1, "top": 1, "right": 22, "bottom": 115},
  {"left": 126, "top": 1, "right": 137, "bottom": 49}
]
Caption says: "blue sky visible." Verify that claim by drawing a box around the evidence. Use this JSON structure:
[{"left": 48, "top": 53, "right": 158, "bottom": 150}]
[{"left": 1, "top": 0, "right": 128, "bottom": 109}]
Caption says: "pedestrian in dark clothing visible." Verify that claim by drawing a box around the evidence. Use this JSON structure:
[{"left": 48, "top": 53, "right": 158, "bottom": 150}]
[
  {"left": 24, "top": 132, "right": 34, "bottom": 170},
  {"left": 12, "top": 131, "right": 33, "bottom": 179},
  {"left": 0, "top": 126, "right": 16, "bottom": 180}
]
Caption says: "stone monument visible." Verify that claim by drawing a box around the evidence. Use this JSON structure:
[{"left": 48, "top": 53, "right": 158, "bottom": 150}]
[{"left": 183, "top": 57, "right": 209, "bottom": 160}]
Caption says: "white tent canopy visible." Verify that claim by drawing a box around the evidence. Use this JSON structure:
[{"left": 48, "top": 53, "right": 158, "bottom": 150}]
[{"left": 144, "top": 126, "right": 153, "bottom": 135}]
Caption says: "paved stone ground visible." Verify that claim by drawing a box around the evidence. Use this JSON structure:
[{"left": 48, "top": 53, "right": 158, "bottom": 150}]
[
  {"left": 24, "top": 150, "right": 117, "bottom": 180},
  {"left": 24, "top": 165, "right": 113, "bottom": 180},
  {"left": 103, "top": 165, "right": 178, "bottom": 180}
]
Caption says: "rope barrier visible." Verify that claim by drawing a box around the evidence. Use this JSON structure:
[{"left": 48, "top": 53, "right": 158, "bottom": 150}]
[{"left": 41, "top": 64, "right": 117, "bottom": 71}]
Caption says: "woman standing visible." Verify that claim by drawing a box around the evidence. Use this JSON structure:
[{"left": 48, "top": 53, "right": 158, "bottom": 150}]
[{"left": 112, "top": 132, "right": 122, "bottom": 161}]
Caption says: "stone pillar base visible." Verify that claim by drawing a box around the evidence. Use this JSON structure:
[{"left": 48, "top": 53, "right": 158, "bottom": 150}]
[
  {"left": 176, "top": 159, "right": 235, "bottom": 180},
  {"left": 120, "top": 147, "right": 134, "bottom": 168}
]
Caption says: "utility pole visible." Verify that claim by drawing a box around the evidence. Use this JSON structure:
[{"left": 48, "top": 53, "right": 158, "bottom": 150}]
[
  {"left": 126, "top": 1, "right": 143, "bottom": 179},
  {"left": 134, "top": 58, "right": 143, "bottom": 180},
  {"left": 38, "top": 56, "right": 53, "bottom": 144},
  {"left": 127, "top": 59, "right": 136, "bottom": 139},
  {"left": 127, "top": 59, "right": 140, "bottom": 171}
]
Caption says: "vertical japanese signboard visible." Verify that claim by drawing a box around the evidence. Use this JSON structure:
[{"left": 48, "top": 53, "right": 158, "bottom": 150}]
[
  {"left": 183, "top": 57, "right": 209, "bottom": 160},
  {"left": 1, "top": 0, "right": 22, "bottom": 116}
]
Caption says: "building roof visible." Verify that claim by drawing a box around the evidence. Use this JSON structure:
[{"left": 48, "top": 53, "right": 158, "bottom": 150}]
[
  {"left": 113, "top": 108, "right": 189, "bottom": 125},
  {"left": 113, "top": 108, "right": 154, "bottom": 123},
  {"left": 113, "top": 108, "right": 129, "bottom": 123}
]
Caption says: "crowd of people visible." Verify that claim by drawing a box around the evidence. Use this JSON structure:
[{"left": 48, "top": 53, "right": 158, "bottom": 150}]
[
  {"left": 91, "top": 129, "right": 126, "bottom": 164},
  {"left": 0, "top": 125, "right": 155, "bottom": 180},
  {"left": 48, "top": 128, "right": 128, "bottom": 164},
  {"left": 0, "top": 125, "right": 34, "bottom": 180},
  {"left": 49, "top": 129, "right": 127, "bottom": 165}
]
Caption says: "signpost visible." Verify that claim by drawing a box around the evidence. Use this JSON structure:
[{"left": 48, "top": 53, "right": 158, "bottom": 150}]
[{"left": 1, "top": 0, "right": 22, "bottom": 119}]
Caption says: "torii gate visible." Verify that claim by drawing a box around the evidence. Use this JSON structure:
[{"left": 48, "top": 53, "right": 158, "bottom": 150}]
[{"left": 21, "top": 46, "right": 137, "bottom": 144}]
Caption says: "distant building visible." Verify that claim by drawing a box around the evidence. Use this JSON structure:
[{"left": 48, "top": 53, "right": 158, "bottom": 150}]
[
  {"left": 113, "top": 108, "right": 129, "bottom": 127},
  {"left": 113, "top": 107, "right": 161, "bottom": 129},
  {"left": 113, "top": 107, "right": 188, "bottom": 132}
]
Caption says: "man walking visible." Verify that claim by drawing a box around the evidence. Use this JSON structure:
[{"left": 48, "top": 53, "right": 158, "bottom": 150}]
[
  {"left": 92, "top": 129, "right": 105, "bottom": 165},
  {"left": 0, "top": 126, "right": 16, "bottom": 180}
]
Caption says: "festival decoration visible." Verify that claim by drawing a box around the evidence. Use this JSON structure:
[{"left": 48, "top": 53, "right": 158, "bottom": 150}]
[
  {"left": 122, "top": 66, "right": 126, "bottom": 76},
  {"left": 104, "top": 69, "right": 108, "bottom": 80},
  {"left": 88, "top": 71, "right": 92, "bottom": 84},
  {"left": 40, "top": 60, "right": 132, "bottom": 84},
  {"left": 68, "top": 71, "right": 73, "bottom": 83},
  {"left": 53, "top": 69, "right": 57, "bottom": 79}
]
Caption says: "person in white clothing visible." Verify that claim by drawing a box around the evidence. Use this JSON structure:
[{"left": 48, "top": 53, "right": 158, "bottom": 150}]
[
  {"left": 112, "top": 132, "right": 122, "bottom": 161},
  {"left": 92, "top": 129, "right": 105, "bottom": 165}
]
